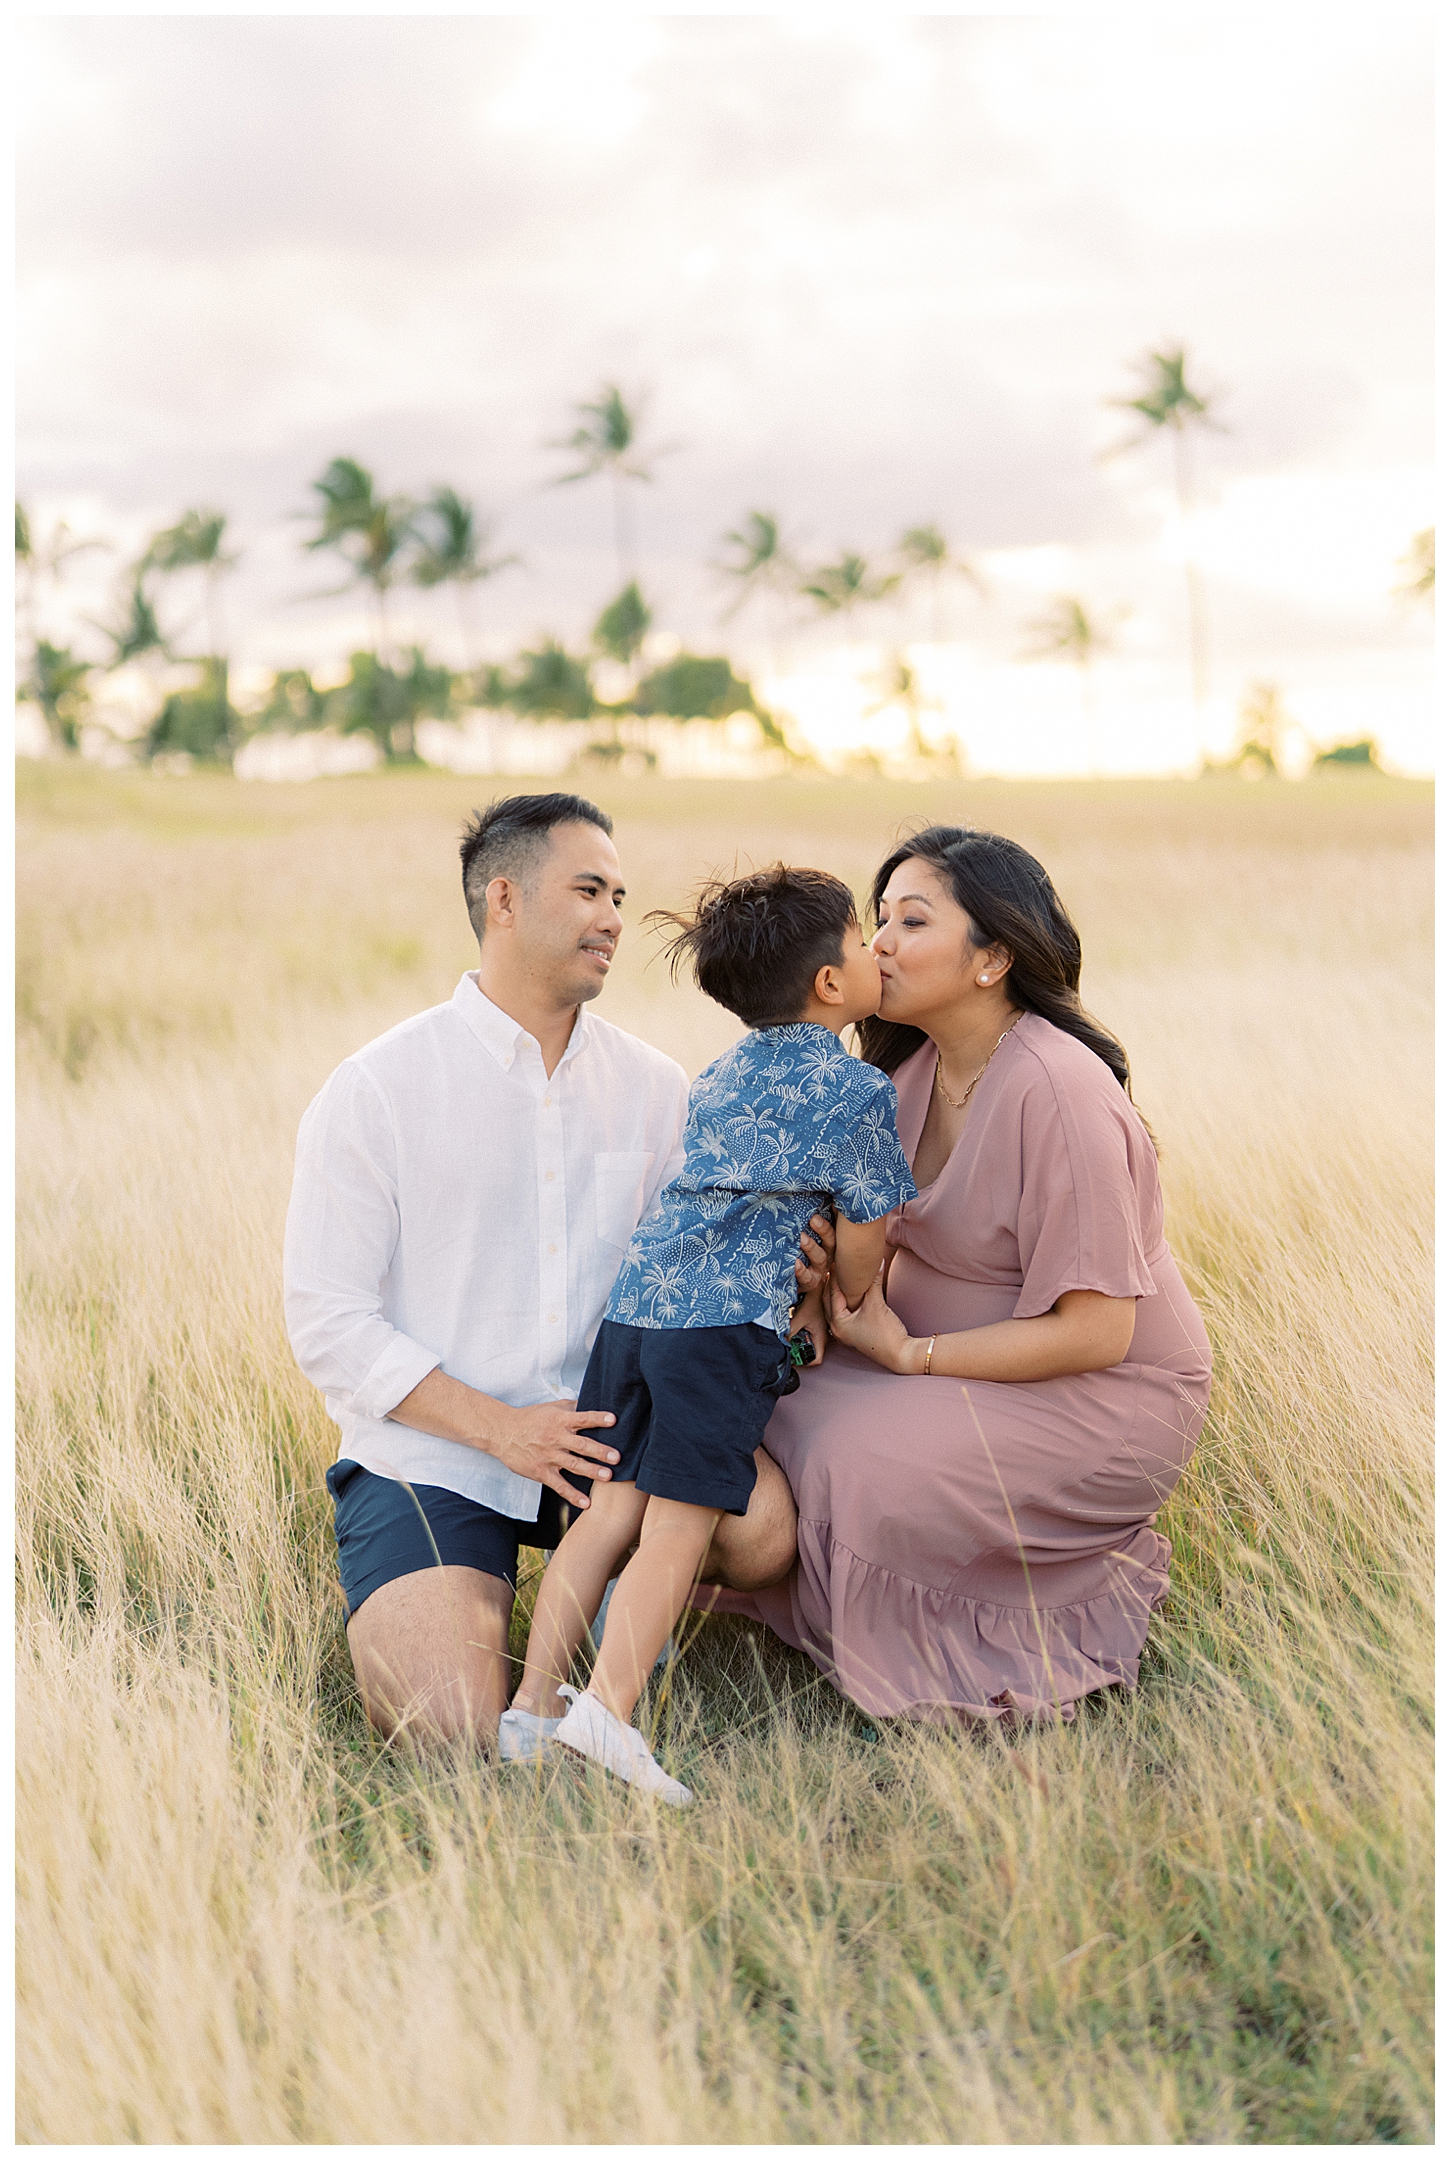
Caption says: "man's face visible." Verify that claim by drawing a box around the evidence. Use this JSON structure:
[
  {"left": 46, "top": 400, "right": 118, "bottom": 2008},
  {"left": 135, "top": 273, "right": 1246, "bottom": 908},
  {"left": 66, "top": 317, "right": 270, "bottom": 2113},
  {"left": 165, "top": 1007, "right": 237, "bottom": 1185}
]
[{"left": 506, "top": 821, "right": 627, "bottom": 1007}]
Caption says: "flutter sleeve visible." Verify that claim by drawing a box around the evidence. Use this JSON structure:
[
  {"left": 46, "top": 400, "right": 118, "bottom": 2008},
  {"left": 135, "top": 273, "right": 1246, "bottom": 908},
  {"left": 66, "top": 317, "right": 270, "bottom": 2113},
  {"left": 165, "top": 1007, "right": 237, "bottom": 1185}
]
[
  {"left": 1012, "top": 1059, "right": 1159, "bottom": 1319},
  {"left": 830, "top": 1076, "right": 918, "bottom": 1225}
]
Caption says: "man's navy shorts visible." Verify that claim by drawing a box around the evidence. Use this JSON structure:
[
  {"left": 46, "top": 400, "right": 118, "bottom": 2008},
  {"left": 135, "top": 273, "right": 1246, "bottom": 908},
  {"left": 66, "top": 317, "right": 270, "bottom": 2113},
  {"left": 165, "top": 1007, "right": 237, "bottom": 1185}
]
[
  {"left": 326, "top": 1459, "right": 572, "bottom": 1619},
  {"left": 577, "top": 1317, "right": 796, "bottom": 1517}
]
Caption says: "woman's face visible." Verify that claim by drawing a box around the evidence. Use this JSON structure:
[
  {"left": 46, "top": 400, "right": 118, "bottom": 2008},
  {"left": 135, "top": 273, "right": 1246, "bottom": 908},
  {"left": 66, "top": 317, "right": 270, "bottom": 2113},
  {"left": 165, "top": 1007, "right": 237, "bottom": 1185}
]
[{"left": 871, "top": 857, "right": 1002, "bottom": 1026}]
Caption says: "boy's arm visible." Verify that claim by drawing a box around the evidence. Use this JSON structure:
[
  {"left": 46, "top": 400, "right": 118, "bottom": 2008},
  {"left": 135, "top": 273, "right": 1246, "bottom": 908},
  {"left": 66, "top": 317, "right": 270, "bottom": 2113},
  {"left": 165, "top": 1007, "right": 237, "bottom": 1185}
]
[{"left": 831, "top": 1213, "right": 895, "bottom": 1310}]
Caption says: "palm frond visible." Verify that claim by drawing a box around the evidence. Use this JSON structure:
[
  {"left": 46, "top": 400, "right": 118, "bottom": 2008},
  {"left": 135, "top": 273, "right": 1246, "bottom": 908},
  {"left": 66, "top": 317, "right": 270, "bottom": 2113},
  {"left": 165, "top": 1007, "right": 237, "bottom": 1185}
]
[
  {"left": 800, "top": 552, "right": 899, "bottom": 613},
  {"left": 144, "top": 509, "right": 234, "bottom": 574}
]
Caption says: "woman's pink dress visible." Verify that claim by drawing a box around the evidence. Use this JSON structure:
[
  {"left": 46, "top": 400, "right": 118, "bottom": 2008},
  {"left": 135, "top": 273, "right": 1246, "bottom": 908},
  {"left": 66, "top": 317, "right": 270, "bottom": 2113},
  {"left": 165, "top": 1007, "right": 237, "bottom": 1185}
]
[{"left": 712, "top": 1014, "right": 1213, "bottom": 1724}]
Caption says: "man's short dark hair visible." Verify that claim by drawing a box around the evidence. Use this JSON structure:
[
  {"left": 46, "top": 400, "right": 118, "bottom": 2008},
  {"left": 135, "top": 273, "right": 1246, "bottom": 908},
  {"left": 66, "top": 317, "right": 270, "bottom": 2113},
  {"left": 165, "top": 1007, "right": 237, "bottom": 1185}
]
[
  {"left": 459, "top": 793, "right": 614, "bottom": 938},
  {"left": 649, "top": 864, "right": 858, "bottom": 1028}
]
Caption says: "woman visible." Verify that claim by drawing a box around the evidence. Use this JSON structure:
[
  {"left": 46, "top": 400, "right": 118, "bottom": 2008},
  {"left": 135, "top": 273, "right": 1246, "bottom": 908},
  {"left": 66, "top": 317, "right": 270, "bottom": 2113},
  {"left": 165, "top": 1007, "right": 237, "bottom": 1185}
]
[{"left": 715, "top": 825, "right": 1212, "bottom": 1725}]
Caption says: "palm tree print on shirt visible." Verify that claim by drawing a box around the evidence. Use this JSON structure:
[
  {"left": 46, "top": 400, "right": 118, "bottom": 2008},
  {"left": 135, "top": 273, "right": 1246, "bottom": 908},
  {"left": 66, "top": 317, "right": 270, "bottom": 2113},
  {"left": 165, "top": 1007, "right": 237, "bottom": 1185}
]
[{"left": 607, "top": 1024, "right": 916, "bottom": 1339}]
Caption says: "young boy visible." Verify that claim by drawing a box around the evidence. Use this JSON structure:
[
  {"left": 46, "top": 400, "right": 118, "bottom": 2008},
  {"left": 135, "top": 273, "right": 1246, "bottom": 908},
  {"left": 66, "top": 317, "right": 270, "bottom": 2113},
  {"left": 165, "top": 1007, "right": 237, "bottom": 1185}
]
[{"left": 499, "top": 865, "right": 916, "bottom": 1804}]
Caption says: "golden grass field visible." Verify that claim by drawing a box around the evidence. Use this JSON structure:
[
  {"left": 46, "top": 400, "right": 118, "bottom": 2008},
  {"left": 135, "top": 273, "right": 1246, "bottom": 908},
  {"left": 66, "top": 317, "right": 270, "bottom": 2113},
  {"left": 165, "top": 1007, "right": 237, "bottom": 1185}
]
[{"left": 16, "top": 759, "right": 1432, "bottom": 2143}]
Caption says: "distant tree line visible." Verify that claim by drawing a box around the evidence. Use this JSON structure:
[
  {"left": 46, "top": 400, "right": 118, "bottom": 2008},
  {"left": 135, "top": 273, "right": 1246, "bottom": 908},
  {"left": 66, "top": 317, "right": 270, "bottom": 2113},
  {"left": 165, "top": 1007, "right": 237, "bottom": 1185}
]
[{"left": 16, "top": 356, "right": 1431, "bottom": 775}]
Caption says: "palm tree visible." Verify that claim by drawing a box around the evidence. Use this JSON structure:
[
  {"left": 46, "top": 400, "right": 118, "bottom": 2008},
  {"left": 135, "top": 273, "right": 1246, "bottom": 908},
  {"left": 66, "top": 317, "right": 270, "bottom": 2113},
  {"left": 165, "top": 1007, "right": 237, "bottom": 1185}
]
[
  {"left": 591, "top": 583, "right": 652, "bottom": 739},
  {"left": 800, "top": 551, "right": 900, "bottom": 622},
  {"left": 142, "top": 509, "right": 237, "bottom": 753},
  {"left": 1022, "top": 596, "right": 1117, "bottom": 773},
  {"left": 714, "top": 509, "right": 799, "bottom": 672},
  {"left": 304, "top": 457, "right": 413, "bottom": 658},
  {"left": 1231, "top": 682, "right": 1288, "bottom": 777},
  {"left": 142, "top": 509, "right": 235, "bottom": 659},
  {"left": 15, "top": 504, "right": 111, "bottom": 674},
  {"left": 96, "top": 576, "right": 170, "bottom": 667},
  {"left": 550, "top": 385, "right": 658, "bottom": 587},
  {"left": 1395, "top": 528, "right": 1434, "bottom": 604},
  {"left": 323, "top": 647, "right": 453, "bottom": 764},
  {"left": 21, "top": 642, "right": 93, "bottom": 752},
  {"left": 145, "top": 659, "right": 241, "bottom": 768},
  {"left": 634, "top": 651, "right": 761, "bottom": 723},
  {"left": 1105, "top": 345, "right": 1224, "bottom": 717},
  {"left": 88, "top": 573, "right": 171, "bottom": 756},
  {"left": 251, "top": 668, "right": 328, "bottom": 734},
  {"left": 506, "top": 640, "right": 596, "bottom": 721},
  {"left": 864, "top": 651, "right": 949, "bottom": 763},
  {"left": 897, "top": 524, "right": 986, "bottom": 643},
  {"left": 716, "top": 510, "right": 797, "bottom": 615},
  {"left": 411, "top": 487, "right": 520, "bottom": 666}
]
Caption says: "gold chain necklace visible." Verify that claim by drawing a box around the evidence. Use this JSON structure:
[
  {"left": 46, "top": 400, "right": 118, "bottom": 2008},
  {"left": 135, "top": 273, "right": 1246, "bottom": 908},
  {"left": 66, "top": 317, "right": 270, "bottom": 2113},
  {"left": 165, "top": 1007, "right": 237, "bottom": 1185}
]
[{"left": 934, "top": 1015, "right": 1021, "bottom": 1111}]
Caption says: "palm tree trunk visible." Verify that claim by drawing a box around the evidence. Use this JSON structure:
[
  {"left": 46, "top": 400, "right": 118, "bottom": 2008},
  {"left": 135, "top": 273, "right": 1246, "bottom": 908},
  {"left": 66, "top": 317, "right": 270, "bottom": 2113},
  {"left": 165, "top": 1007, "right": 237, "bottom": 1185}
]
[
  {"left": 1080, "top": 663, "right": 1099, "bottom": 778},
  {"left": 454, "top": 583, "right": 475, "bottom": 675},
  {"left": 611, "top": 473, "right": 632, "bottom": 588},
  {"left": 1172, "top": 429, "right": 1209, "bottom": 721}
]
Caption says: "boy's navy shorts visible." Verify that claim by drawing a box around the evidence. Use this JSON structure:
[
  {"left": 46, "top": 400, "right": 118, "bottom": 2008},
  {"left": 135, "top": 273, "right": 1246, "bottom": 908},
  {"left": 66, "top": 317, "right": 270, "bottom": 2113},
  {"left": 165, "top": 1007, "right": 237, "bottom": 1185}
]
[
  {"left": 577, "top": 1317, "right": 797, "bottom": 1517},
  {"left": 326, "top": 1459, "right": 573, "bottom": 1619}
]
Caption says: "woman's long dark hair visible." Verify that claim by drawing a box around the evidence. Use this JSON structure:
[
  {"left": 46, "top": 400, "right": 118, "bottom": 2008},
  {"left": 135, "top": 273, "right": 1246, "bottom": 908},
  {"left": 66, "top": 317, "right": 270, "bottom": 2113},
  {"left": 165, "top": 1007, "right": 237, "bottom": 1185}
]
[{"left": 857, "top": 825, "right": 1136, "bottom": 1096}]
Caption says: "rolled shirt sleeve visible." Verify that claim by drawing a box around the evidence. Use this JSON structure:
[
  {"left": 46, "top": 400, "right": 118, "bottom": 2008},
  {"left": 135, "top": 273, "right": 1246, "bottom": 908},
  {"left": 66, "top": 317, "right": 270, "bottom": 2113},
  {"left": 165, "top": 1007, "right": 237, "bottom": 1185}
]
[{"left": 283, "top": 1061, "right": 443, "bottom": 1419}]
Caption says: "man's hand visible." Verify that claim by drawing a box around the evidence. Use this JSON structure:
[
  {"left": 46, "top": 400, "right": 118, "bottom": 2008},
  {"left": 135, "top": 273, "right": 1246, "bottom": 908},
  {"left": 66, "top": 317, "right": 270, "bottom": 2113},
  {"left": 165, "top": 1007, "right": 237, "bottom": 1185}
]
[
  {"left": 794, "top": 1211, "right": 836, "bottom": 1297},
  {"left": 389, "top": 1366, "right": 620, "bottom": 1508},
  {"left": 490, "top": 1400, "right": 621, "bottom": 1509}
]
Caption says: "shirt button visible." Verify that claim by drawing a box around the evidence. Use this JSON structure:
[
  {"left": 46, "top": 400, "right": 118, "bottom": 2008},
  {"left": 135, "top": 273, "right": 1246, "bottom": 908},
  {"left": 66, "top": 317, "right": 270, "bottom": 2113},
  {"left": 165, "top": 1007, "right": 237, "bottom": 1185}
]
[
  {"left": 548, "top": 1313, "right": 558, "bottom": 1324},
  {"left": 543, "top": 1096, "right": 552, "bottom": 1107},
  {"left": 544, "top": 1171, "right": 555, "bottom": 1182},
  {"left": 547, "top": 1243, "right": 558, "bottom": 1255}
]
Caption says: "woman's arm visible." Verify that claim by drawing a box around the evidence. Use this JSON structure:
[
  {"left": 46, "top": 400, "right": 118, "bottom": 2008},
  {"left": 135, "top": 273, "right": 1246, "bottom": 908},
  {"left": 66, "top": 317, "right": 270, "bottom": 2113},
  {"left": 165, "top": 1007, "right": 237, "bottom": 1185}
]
[{"left": 827, "top": 1279, "right": 1136, "bottom": 1381}]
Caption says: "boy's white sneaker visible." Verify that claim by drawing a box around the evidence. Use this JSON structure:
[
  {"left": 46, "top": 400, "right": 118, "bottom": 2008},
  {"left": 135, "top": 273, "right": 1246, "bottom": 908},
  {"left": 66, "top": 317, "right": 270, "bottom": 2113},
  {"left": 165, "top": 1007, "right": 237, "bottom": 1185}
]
[
  {"left": 496, "top": 1706, "right": 563, "bottom": 1764},
  {"left": 554, "top": 1685, "right": 694, "bottom": 1807}
]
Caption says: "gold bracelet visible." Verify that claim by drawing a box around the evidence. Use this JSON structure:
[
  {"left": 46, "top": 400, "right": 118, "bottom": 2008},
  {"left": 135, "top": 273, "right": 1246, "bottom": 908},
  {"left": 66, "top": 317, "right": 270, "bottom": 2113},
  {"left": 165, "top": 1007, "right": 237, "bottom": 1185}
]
[{"left": 922, "top": 1334, "right": 937, "bottom": 1376}]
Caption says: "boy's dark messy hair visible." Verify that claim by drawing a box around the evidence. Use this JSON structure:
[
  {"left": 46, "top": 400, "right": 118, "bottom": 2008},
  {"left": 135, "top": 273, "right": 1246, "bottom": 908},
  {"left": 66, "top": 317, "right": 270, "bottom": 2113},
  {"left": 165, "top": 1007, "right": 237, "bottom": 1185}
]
[{"left": 648, "top": 863, "right": 858, "bottom": 1028}]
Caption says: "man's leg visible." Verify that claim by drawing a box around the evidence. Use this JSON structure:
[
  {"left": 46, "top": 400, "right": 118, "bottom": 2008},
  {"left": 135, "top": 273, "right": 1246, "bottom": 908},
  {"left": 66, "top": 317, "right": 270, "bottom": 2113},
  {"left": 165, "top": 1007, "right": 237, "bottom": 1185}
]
[
  {"left": 345, "top": 1563, "right": 514, "bottom": 1748},
  {"left": 699, "top": 1445, "right": 797, "bottom": 1591}
]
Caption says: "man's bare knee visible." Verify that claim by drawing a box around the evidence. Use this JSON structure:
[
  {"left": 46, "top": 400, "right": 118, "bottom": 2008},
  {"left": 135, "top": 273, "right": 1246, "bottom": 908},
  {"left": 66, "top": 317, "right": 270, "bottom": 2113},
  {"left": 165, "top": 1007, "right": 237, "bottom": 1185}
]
[
  {"left": 702, "top": 1447, "right": 797, "bottom": 1591},
  {"left": 344, "top": 1563, "right": 514, "bottom": 1747}
]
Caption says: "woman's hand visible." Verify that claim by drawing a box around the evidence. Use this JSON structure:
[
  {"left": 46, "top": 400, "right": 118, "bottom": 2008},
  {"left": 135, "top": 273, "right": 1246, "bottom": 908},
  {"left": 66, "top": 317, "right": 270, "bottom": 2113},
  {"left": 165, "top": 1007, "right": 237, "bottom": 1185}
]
[
  {"left": 794, "top": 1212, "right": 836, "bottom": 1298},
  {"left": 827, "top": 1275, "right": 915, "bottom": 1374}
]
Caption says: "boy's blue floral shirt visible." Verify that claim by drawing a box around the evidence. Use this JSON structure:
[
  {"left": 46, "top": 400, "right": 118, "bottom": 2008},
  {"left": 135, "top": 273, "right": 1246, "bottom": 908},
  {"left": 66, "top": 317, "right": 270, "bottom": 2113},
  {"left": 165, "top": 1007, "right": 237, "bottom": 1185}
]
[{"left": 606, "top": 1023, "right": 917, "bottom": 1340}]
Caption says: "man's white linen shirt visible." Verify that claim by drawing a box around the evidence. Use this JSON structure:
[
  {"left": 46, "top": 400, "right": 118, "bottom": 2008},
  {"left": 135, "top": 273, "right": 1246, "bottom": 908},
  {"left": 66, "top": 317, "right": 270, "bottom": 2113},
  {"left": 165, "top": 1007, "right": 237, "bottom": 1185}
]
[{"left": 284, "top": 972, "right": 689, "bottom": 1517}]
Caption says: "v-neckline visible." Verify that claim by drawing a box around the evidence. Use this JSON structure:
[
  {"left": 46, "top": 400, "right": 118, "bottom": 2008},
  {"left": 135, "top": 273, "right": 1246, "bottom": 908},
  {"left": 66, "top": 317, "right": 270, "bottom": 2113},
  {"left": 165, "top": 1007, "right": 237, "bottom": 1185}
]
[
  {"left": 897, "top": 1042, "right": 939, "bottom": 1188},
  {"left": 898, "top": 1023, "right": 1025, "bottom": 1193}
]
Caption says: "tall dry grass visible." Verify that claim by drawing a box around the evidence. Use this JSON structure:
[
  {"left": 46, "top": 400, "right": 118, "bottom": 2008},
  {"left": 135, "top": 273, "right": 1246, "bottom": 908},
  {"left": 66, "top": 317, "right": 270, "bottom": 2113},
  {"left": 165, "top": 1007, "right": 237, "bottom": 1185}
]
[{"left": 16, "top": 762, "right": 1432, "bottom": 2142}]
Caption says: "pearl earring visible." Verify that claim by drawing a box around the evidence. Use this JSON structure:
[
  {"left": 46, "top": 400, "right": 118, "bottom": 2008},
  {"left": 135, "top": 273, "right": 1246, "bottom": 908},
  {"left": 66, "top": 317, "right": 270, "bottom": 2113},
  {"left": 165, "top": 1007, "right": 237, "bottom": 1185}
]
[{"left": 978, "top": 975, "right": 991, "bottom": 985}]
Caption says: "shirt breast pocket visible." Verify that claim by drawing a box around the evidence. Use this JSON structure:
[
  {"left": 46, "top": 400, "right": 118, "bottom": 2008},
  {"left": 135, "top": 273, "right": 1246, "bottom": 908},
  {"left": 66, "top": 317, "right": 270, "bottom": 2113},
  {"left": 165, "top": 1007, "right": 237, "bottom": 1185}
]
[{"left": 594, "top": 1149, "right": 655, "bottom": 1254}]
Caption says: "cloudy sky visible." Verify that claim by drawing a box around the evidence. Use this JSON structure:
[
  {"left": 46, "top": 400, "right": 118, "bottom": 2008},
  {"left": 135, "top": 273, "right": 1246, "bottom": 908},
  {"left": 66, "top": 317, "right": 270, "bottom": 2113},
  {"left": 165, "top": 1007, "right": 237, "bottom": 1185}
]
[{"left": 17, "top": 11, "right": 1434, "bottom": 773}]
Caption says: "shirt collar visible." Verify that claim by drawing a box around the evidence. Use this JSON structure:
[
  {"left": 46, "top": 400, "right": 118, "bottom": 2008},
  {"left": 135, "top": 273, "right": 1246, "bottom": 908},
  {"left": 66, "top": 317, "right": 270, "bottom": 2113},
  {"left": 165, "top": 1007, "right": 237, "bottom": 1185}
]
[
  {"left": 755, "top": 1022, "right": 843, "bottom": 1048},
  {"left": 452, "top": 972, "right": 593, "bottom": 1073}
]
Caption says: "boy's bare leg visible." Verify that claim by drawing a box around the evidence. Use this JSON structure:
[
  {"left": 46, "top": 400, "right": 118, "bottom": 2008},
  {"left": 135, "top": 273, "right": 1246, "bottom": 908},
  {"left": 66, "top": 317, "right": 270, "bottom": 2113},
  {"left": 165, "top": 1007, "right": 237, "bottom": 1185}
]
[
  {"left": 589, "top": 1496, "right": 722, "bottom": 1723},
  {"left": 512, "top": 1482, "right": 649, "bottom": 1717}
]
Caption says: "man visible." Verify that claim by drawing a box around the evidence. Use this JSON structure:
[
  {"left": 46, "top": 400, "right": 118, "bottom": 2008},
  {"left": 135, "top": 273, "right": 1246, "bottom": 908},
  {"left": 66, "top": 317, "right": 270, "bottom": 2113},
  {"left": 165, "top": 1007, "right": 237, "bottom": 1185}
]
[{"left": 284, "top": 791, "right": 815, "bottom": 1746}]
